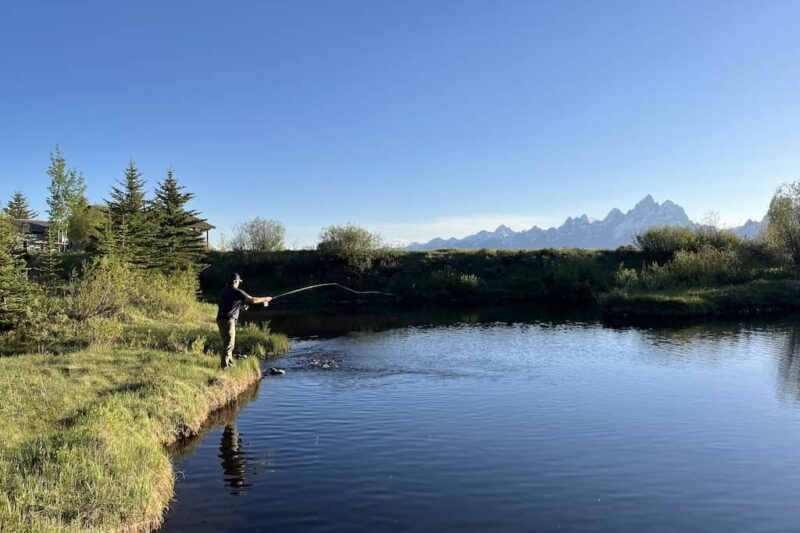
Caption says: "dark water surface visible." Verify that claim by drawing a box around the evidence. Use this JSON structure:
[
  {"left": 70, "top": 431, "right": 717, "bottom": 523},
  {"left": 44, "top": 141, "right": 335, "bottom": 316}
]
[{"left": 163, "top": 306, "right": 800, "bottom": 532}]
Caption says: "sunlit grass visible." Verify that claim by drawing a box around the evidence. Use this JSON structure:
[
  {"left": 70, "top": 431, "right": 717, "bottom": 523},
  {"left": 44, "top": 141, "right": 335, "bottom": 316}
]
[
  {"left": 601, "top": 279, "right": 800, "bottom": 317},
  {"left": 0, "top": 305, "right": 289, "bottom": 532}
]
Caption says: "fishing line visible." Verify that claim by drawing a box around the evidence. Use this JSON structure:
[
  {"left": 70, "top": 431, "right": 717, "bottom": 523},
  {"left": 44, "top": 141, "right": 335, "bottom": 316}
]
[{"left": 267, "top": 283, "right": 400, "bottom": 303}]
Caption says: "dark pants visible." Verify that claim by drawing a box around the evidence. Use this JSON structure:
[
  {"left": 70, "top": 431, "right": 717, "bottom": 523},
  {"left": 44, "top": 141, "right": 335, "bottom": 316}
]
[{"left": 216, "top": 318, "right": 236, "bottom": 368}]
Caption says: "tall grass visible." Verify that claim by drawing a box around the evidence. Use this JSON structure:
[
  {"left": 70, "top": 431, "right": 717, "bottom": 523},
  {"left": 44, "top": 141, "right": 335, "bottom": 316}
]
[
  {"left": 0, "top": 256, "right": 291, "bottom": 531},
  {"left": 0, "top": 346, "right": 262, "bottom": 532}
]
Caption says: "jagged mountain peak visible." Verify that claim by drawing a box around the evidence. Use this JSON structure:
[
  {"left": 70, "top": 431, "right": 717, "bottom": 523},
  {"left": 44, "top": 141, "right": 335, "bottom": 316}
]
[
  {"left": 634, "top": 194, "right": 657, "bottom": 209},
  {"left": 603, "top": 207, "right": 624, "bottom": 222},
  {"left": 407, "top": 196, "right": 764, "bottom": 251}
]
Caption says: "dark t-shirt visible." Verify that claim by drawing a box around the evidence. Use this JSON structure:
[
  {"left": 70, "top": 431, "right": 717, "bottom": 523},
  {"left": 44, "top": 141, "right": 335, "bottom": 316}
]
[{"left": 216, "top": 287, "right": 252, "bottom": 321}]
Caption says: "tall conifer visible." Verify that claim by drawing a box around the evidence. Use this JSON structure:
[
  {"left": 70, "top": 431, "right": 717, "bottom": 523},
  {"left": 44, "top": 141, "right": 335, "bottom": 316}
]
[
  {"left": 4, "top": 191, "right": 38, "bottom": 243},
  {"left": 151, "top": 169, "right": 206, "bottom": 272},
  {"left": 0, "top": 214, "right": 34, "bottom": 329},
  {"left": 4, "top": 191, "right": 38, "bottom": 220},
  {"left": 105, "top": 161, "right": 155, "bottom": 267}
]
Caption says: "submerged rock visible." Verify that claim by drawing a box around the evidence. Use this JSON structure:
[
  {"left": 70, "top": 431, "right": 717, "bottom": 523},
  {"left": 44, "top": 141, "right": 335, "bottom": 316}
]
[{"left": 308, "top": 357, "right": 339, "bottom": 370}]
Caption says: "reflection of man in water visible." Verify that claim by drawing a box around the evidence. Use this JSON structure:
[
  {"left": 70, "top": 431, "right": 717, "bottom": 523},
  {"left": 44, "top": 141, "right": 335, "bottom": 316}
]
[{"left": 220, "top": 424, "right": 247, "bottom": 495}]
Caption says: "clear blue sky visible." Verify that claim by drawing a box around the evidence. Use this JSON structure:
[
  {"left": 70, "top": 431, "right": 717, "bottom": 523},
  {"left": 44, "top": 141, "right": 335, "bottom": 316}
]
[{"left": 1, "top": 0, "right": 798, "bottom": 246}]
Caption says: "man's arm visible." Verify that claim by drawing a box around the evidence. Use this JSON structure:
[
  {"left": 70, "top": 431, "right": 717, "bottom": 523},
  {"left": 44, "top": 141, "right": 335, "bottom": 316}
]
[
  {"left": 247, "top": 295, "right": 273, "bottom": 305},
  {"left": 236, "top": 288, "right": 272, "bottom": 307}
]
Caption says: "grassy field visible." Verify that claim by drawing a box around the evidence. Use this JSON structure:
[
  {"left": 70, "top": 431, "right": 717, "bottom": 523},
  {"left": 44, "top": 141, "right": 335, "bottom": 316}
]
[{"left": 0, "top": 306, "right": 289, "bottom": 532}]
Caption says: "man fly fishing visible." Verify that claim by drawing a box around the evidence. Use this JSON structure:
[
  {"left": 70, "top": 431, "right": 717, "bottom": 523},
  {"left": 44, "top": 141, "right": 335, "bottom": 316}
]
[{"left": 216, "top": 273, "right": 273, "bottom": 369}]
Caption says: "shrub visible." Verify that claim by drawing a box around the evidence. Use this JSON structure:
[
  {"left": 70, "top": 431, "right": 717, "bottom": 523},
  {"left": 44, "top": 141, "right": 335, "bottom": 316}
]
[
  {"left": 424, "top": 268, "right": 482, "bottom": 296},
  {"left": 235, "top": 322, "right": 290, "bottom": 357},
  {"left": 668, "top": 246, "right": 743, "bottom": 285},
  {"left": 133, "top": 268, "right": 199, "bottom": 319},
  {"left": 634, "top": 226, "right": 697, "bottom": 255},
  {"left": 695, "top": 227, "right": 744, "bottom": 252},
  {"left": 85, "top": 317, "right": 124, "bottom": 347},
  {"left": 614, "top": 266, "right": 639, "bottom": 288},
  {"left": 71, "top": 256, "right": 200, "bottom": 321},
  {"left": 317, "top": 224, "right": 384, "bottom": 273},
  {"left": 70, "top": 257, "right": 132, "bottom": 320},
  {"left": 634, "top": 225, "right": 746, "bottom": 258},
  {"left": 621, "top": 245, "right": 746, "bottom": 290}
]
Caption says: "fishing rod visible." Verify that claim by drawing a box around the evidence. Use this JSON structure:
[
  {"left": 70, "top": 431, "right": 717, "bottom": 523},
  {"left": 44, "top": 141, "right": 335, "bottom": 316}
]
[{"left": 263, "top": 283, "right": 400, "bottom": 306}]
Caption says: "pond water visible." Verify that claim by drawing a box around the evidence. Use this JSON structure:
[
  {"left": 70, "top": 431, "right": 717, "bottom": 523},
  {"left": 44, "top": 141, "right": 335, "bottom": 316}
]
[{"left": 163, "top": 306, "right": 800, "bottom": 532}]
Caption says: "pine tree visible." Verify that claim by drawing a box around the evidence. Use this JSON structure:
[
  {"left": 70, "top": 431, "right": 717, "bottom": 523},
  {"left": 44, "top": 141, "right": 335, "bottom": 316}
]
[
  {"left": 0, "top": 214, "right": 34, "bottom": 329},
  {"left": 4, "top": 191, "right": 38, "bottom": 242},
  {"left": 4, "top": 191, "right": 38, "bottom": 220},
  {"left": 105, "top": 160, "right": 156, "bottom": 267},
  {"left": 33, "top": 228, "right": 63, "bottom": 294},
  {"left": 91, "top": 210, "right": 120, "bottom": 258},
  {"left": 151, "top": 169, "right": 206, "bottom": 272},
  {"left": 46, "top": 146, "right": 86, "bottom": 248}
]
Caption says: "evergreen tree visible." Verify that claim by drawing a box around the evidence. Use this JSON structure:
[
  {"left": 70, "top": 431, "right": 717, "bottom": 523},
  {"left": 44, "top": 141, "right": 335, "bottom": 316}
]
[
  {"left": 4, "top": 191, "right": 38, "bottom": 219},
  {"left": 104, "top": 160, "right": 155, "bottom": 267},
  {"left": 45, "top": 146, "right": 87, "bottom": 248},
  {"left": 91, "top": 210, "right": 120, "bottom": 258},
  {"left": 0, "top": 214, "right": 34, "bottom": 330},
  {"left": 68, "top": 204, "right": 107, "bottom": 251},
  {"left": 33, "top": 228, "right": 63, "bottom": 294},
  {"left": 151, "top": 169, "right": 206, "bottom": 272},
  {"left": 4, "top": 191, "right": 38, "bottom": 242}
]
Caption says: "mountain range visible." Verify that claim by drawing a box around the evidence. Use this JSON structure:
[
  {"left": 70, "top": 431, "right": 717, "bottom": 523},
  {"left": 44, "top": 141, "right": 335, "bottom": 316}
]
[{"left": 407, "top": 195, "right": 765, "bottom": 250}]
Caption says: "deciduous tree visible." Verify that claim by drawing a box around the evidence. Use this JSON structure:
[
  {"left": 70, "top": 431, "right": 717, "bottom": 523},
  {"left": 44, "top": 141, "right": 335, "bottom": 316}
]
[
  {"left": 45, "top": 146, "right": 87, "bottom": 247},
  {"left": 231, "top": 217, "right": 286, "bottom": 252},
  {"left": 766, "top": 181, "right": 800, "bottom": 266}
]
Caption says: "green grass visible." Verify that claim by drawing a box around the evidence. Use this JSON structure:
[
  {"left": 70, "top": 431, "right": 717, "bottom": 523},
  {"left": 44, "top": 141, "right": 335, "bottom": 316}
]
[
  {"left": 0, "top": 306, "right": 290, "bottom": 532},
  {"left": 600, "top": 279, "right": 800, "bottom": 317}
]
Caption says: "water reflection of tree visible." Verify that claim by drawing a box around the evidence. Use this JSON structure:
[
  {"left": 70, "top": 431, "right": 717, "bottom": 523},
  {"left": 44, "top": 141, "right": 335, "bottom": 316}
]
[
  {"left": 219, "top": 424, "right": 249, "bottom": 495},
  {"left": 776, "top": 326, "right": 800, "bottom": 403}
]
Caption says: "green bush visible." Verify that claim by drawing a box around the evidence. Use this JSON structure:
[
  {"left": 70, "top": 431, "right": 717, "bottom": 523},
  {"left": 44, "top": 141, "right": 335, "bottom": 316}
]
[
  {"left": 70, "top": 257, "right": 132, "bottom": 320},
  {"left": 236, "top": 322, "right": 290, "bottom": 357},
  {"left": 71, "top": 257, "right": 199, "bottom": 321},
  {"left": 614, "top": 266, "right": 639, "bottom": 288},
  {"left": 695, "top": 227, "right": 744, "bottom": 252},
  {"left": 317, "top": 224, "right": 384, "bottom": 273},
  {"left": 619, "top": 245, "right": 747, "bottom": 291},
  {"left": 668, "top": 246, "right": 744, "bottom": 284},
  {"left": 133, "top": 268, "right": 199, "bottom": 319},
  {"left": 634, "top": 225, "right": 745, "bottom": 256},
  {"left": 85, "top": 317, "right": 124, "bottom": 347},
  {"left": 634, "top": 226, "right": 698, "bottom": 255},
  {"left": 424, "top": 268, "right": 482, "bottom": 296}
]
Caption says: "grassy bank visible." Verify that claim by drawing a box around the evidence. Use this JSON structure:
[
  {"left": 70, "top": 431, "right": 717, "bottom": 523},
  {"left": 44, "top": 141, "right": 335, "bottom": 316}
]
[
  {"left": 601, "top": 279, "right": 800, "bottom": 318},
  {"left": 0, "top": 304, "right": 289, "bottom": 532}
]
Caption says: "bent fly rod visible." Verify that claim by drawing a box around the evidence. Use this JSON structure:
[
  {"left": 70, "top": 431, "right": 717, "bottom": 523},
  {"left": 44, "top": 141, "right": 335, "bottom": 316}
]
[{"left": 262, "top": 283, "right": 400, "bottom": 306}]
